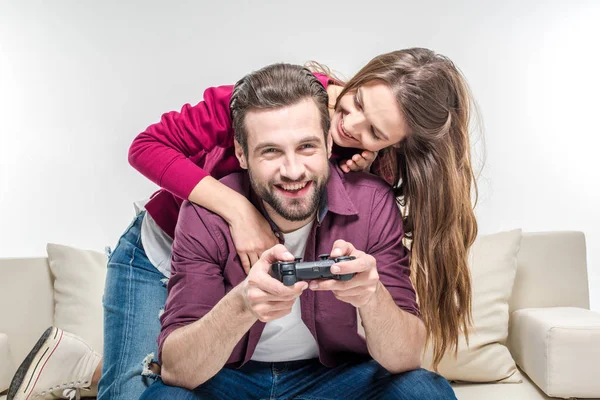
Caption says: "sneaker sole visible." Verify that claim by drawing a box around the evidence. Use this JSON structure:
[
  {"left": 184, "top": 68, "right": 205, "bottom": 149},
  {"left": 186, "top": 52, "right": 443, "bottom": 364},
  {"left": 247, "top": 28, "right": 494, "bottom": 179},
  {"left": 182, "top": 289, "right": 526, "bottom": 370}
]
[{"left": 7, "top": 327, "right": 63, "bottom": 400}]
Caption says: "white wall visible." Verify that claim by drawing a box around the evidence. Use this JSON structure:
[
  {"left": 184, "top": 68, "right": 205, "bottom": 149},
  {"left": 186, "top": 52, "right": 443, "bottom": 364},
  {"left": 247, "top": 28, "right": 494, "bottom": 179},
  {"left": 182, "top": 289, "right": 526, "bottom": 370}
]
[{"left": 1, "top": 0, "right": 599, "bottom": 309}]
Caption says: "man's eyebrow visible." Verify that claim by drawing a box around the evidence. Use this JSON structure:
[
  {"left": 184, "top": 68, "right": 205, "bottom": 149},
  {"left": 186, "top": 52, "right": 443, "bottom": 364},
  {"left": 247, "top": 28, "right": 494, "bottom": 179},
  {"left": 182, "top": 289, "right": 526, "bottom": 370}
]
[
  {"left": 253, "top": 142, "right": 280, "bottom": 154},
  {"left": 358, "top": 88, "right": 390, "bottom": 141},
  {"left": 298, "top": 135, "right": 324, "bottom": 144}
]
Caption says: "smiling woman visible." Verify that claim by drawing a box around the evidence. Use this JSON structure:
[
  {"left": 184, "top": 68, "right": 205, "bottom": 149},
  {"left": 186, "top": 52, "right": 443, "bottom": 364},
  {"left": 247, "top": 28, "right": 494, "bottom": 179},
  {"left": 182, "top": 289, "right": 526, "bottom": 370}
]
[
  {"left": 330, "top": 80, "right": 410, "bottom": 151},
  {"left": 324, "top": 50, "right": 479, "bottom": 371}
]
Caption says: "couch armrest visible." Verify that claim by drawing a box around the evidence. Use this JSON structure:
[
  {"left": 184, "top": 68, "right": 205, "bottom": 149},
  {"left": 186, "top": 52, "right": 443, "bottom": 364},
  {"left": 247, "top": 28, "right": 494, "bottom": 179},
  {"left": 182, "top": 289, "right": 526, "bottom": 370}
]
[
  {"left": 508, "top": 307, "right": 600, "bottom": 399},
  {"left": 0, "top": 333, "right": 15, "bottom": 394}
]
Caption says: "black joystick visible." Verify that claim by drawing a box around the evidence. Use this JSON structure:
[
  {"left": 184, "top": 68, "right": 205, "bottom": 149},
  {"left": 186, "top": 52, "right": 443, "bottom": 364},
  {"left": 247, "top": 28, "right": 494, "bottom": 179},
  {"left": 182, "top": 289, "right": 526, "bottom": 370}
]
[{"left": 271, "top": 254, "right": 356, "bottom": 286}]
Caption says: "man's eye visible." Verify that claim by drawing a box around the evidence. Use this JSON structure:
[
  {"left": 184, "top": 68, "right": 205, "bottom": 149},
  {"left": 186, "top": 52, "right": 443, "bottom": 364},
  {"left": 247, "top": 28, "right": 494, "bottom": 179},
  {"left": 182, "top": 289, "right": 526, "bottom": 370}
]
[
  {"left": 262, "top": 148, "right": 279, "bottom": 154},
  {"left": 300, "top": 144, "right": 316, "bottom": 150}
]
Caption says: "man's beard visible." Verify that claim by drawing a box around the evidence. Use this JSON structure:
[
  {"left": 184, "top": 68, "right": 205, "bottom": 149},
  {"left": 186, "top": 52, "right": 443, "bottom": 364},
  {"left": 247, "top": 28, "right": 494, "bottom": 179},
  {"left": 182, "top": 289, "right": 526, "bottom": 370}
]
[{"left": 249, "top": 171, "right": 328, "bottom": 222}]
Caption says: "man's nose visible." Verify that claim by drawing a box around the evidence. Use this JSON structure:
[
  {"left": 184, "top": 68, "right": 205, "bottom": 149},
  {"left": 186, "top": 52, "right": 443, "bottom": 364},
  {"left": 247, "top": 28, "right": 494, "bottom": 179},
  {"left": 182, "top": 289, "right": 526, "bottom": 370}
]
[{"left": 280, "top": 155, "right": 306, "bottom": 181}]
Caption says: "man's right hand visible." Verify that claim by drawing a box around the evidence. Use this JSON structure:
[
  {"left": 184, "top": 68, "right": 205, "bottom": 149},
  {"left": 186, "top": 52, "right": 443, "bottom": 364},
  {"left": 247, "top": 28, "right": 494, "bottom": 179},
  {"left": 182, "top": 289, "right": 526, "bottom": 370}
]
[{"left": 241, "top": 244, "right": 308, "bottom": 322}]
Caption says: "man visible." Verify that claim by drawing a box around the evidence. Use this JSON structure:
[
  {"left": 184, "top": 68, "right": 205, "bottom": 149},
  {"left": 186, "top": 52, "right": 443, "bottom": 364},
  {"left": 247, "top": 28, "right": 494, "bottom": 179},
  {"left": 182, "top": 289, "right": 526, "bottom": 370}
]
[{"left": 141, "top": 63, "right": 456, "bottom": 399}]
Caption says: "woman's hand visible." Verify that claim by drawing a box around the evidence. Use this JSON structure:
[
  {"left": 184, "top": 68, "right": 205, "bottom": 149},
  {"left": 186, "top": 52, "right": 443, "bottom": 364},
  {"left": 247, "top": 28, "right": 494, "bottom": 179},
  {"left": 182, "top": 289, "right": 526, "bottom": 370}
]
[
  {"left": 339, "top": 150, "right": 378, "bottom": 173},
  {"left": 229, "top": 202, "right": 279, "bottom": 274},
  {"left": 188, "top": 176, "right": 278, "bottom": 274}
]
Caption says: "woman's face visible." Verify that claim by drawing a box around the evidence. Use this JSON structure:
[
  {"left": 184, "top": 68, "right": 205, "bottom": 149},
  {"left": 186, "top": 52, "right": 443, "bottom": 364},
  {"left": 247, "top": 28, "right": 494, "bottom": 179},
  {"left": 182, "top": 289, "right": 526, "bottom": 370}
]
[{"left": 329, "top": 80, "right": 410, "bottom": 152}]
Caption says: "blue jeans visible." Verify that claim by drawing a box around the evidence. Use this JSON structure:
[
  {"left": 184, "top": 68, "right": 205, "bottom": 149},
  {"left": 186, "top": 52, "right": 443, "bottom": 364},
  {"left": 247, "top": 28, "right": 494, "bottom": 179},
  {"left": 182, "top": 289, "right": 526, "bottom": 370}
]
[
  {"left": 139, "top": 359, "right": 456, "bottom": 400},
  {"left": 98, "top": 212, "right": 167, "bottom": 400}
]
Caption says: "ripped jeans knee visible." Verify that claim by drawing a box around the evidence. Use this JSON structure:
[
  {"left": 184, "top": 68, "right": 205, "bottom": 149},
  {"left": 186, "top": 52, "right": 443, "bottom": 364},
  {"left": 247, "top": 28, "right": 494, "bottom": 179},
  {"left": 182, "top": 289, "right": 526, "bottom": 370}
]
[{"left": 141, "top": 353, "right": 162, "bottom": 380}]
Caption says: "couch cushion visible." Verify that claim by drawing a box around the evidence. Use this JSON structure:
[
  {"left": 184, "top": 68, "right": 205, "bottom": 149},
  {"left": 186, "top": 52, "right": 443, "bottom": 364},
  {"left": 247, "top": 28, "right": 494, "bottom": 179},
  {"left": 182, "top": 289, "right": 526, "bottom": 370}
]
[
  {"left": 510, "top": 231, "right": 589, "bottom": 312},
  {"left": 47, "top": 243, "right": 107, "bottom": 356},
  {"left": 422, "top": 229, "right": 522, "bottom": 382},
  {"left": 509, "top": 307, "right": 600, "bottom": 398}
]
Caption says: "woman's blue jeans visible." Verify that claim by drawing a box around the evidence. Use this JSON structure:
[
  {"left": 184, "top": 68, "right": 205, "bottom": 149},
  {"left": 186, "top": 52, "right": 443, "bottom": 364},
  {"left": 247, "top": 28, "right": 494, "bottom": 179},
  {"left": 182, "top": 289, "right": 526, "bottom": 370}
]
[
  {"left": 140, "top": 359, "right": 457, "bottom": 400},
  {"left": 98, "top": 212, "right": 167, "bottom": 400}
]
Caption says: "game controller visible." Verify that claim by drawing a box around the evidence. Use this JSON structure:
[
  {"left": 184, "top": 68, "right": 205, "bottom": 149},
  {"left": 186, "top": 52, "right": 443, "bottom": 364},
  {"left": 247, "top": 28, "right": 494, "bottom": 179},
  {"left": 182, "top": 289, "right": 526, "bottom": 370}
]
[{"left": 271, "top": 254, "right": 356, "bottom": 286}]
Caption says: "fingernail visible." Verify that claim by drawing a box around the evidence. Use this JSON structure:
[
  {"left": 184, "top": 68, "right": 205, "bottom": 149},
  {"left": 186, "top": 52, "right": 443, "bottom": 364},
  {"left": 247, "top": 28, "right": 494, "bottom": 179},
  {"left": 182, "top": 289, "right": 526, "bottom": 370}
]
[
  {"left": 283, "top": 252, "right": 293, "bottom": 258},
  {"left": 302, "top": 282, "right": 309, "bottom": 290},
  {"left": 332, "top": 247, "right": 341, "bottom": 256},
  {"left": 310, "top": 282, "right": 318, "bottom": 289},
  {"left": 331, "top": 265, "right": 340, "bottom": 273}
]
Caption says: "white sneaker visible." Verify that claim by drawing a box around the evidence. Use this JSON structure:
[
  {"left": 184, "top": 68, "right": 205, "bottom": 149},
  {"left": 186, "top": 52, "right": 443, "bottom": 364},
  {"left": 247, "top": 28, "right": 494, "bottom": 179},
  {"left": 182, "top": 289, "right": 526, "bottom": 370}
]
[{"left": 7, "top": 327, "right": 101, "bottom": 400}]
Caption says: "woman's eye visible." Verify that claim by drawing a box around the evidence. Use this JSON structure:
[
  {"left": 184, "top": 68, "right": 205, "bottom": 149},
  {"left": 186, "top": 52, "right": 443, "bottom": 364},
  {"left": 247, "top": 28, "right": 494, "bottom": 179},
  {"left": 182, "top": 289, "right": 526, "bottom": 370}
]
[
  {"left": 371, "top": 129, "right": 380, "bottom": 140},
  {"left": 353, "top": 95, "right": 363, "bottom": 110}
]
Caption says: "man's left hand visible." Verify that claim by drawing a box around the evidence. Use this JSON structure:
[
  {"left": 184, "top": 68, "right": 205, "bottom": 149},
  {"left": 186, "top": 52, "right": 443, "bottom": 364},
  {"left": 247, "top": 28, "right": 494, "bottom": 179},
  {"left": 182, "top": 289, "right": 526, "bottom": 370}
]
[{"left": 309, "top": 239, "right": 380, "bottom": 308}]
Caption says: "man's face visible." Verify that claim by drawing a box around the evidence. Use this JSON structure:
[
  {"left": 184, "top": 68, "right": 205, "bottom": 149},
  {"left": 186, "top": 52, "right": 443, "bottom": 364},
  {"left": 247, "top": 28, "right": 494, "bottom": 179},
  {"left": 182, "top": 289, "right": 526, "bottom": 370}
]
[{"left": 235, "top": 98, "right": 332, "bottom": 231}]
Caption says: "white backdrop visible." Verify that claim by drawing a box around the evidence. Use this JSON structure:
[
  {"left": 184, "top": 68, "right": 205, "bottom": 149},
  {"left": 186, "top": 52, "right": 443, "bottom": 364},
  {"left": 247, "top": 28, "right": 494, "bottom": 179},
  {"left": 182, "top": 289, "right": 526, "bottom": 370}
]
[{"left": 1, "top": 0, "right": 599, "bottom": 310}]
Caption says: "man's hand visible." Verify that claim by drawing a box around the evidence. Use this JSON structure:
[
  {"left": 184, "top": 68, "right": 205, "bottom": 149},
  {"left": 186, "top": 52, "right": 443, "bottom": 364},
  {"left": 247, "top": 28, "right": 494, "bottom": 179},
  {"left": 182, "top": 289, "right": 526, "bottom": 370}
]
[
  {"left": 241, "top": 244, "right": 308, "bottom": 322},
  {"left": 309, "top": 240, "right": 380, "bottom": 308}
]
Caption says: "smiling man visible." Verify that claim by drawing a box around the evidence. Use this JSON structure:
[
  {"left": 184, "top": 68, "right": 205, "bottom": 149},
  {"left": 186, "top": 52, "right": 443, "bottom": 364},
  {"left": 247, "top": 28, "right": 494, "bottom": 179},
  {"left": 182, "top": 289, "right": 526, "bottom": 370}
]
[{"left": 140, "top": 64, "right": 456, "bottom": 399}]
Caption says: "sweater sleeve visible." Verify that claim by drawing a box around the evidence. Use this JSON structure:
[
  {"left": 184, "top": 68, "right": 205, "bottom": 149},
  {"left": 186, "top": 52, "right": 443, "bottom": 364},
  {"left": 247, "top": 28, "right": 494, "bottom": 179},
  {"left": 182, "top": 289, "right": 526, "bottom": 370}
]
[{"left": 128, "top": 84, "right": 235, "bottom": 201}]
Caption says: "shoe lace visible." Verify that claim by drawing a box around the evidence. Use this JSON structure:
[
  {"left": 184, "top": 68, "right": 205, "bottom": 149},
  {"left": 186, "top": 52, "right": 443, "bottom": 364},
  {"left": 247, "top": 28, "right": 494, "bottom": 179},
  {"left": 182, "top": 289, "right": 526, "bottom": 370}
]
[{"left": 62, "top": 388, "right": 81, "bottom": 400}]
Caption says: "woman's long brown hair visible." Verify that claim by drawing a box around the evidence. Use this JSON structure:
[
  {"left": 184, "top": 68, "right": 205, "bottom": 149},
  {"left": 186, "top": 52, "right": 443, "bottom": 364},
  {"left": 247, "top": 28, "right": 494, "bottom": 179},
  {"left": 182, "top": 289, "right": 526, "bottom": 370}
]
[{"left": 315, "top": 48, "right": 479, "bottom": 370}]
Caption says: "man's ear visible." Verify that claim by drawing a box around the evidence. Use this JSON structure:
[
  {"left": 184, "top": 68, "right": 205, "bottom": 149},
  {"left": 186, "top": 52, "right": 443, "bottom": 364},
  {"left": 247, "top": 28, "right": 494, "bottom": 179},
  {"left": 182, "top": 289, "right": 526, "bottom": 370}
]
[
  {"left": 326, "top": 133, "right": 333, "bottom": 159},
  {"left": 234, "top": 139, "right": 248, "bottom": 169}
]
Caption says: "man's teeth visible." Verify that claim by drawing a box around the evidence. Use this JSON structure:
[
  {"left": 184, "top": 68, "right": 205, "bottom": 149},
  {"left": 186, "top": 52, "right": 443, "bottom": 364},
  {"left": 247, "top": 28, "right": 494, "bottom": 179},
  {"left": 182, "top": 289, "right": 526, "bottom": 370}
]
[{"left": 280, "top": 182, "right": 308, "bottom": 191}]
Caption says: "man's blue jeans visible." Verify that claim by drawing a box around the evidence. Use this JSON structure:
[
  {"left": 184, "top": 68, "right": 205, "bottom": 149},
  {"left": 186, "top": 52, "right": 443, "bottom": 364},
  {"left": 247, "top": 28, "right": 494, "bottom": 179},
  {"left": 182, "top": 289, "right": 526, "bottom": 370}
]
[
  {"left": 98, "top": 212, "right": 167, "bottom": 400},
  {"left": 140, "top": 359, "right": 456, "bottom": 400}
]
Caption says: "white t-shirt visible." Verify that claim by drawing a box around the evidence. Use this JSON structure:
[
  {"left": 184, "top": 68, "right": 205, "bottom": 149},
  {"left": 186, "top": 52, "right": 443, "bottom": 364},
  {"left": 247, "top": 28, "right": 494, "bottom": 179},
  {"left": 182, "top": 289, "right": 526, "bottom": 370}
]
[
  {"left": 251, "top": 221, "right": 319, "bottom": 362},
  {"left": 136, "top": 200, "right": 319, "bottom": 361},
  {"left": 134, "top": 200, "right": 173, "bottom": 278}
]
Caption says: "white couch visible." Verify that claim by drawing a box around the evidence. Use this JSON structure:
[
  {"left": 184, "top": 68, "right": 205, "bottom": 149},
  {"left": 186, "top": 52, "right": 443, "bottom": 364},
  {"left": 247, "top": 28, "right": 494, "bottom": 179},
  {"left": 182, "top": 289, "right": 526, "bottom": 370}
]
[{"left": 1, "top": 231, "right": 598, "bottom": 400}]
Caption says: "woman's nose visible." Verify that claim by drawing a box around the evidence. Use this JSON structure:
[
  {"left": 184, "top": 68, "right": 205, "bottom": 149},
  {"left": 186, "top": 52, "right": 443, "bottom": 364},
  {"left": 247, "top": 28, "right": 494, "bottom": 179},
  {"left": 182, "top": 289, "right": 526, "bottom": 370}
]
[{"left": 345, "top": 110, "right": 367, "bottom": 136}]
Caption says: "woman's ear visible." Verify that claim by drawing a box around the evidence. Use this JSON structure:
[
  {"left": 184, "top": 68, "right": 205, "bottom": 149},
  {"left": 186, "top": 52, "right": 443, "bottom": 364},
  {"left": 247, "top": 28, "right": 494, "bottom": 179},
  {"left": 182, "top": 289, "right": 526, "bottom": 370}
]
[{"left": 234, "top": 140, "right": 248, "bottom": 169}]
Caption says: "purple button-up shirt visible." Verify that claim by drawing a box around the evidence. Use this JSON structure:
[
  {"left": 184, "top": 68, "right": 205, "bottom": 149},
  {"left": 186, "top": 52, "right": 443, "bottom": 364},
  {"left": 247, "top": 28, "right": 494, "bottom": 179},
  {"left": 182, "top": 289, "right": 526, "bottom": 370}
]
[{"left": 158, "top": 162, "right": 420, "bottom": 368}]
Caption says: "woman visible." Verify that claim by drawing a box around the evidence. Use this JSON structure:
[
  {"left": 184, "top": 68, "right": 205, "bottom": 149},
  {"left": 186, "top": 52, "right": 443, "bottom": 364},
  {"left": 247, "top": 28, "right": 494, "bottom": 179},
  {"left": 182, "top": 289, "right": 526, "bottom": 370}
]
[{"left": 8, "top": 48, "right": 478, "bottom": 400}]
